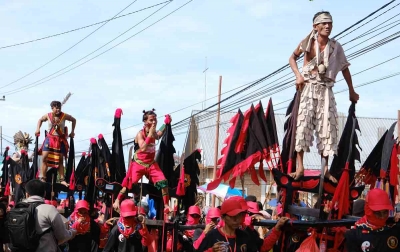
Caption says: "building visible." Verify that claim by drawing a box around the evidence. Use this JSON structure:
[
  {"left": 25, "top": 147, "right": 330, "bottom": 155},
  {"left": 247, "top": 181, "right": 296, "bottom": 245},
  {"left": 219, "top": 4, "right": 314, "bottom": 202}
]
[{"left": 184, "top": 109, "right": 398, "bottom": 205}]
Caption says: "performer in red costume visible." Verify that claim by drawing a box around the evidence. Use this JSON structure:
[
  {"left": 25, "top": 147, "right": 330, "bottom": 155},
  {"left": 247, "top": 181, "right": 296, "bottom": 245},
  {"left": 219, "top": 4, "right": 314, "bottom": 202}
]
[
  {"left": 68, "top": 200, "right": 100, "bottom": 252},
  {"left": 104, "top": 200, "right": 150, "bottom": 252},
  {"left": 36, "top": 100, "right": 76, "bottom": 186},
  {"left": 114, "top": 109, "right": 172, "bottom": 213}
]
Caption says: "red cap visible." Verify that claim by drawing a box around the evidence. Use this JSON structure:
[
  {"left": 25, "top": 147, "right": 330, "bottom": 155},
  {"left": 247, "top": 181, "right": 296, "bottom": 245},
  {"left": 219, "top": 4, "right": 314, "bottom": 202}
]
[
  {"left": 228, "top": 196, "right": 249, "bottom": 211},
  {"left": 120, "top": 200, "right": 137, "bottom": 217},
  {"left": 75, "top": 200, "right": 90, "bottom": 210},
  {"left": 207, "top": 207, "right": 221, "bottom": 219},
  {"left": 246, "top": 201, "right": 260, "bottom": 214},
  {"left": 188, "top": 206, "right": 201, "bottom": 216},
  {"left": 366, "top": 188, "right": 393, "bottom": 211},
  {"left": 221, "top": 198, "right": 246, "bottom": 216}
]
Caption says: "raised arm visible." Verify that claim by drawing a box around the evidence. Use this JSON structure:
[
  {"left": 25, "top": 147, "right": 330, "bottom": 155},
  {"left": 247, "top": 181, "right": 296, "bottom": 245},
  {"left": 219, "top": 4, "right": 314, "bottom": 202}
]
[
  {"left": 289, "top": 42, "right": 305, "bottom": 91},
  {"left": 35, "top": 114, "right": 48, "bottom": 135}
]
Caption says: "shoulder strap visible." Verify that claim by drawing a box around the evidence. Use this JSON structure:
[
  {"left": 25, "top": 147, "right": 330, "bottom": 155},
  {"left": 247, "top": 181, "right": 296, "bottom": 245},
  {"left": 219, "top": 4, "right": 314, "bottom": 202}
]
[{"left": 39, "top": 227, "right": 52, "bottom": 237}]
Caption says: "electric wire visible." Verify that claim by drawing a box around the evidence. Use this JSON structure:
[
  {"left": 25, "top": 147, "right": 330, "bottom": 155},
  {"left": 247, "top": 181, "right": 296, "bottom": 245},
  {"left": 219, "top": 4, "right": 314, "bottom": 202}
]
[
  {"left": 0, "top": 1, "right": 172, "bottom": 50},
  {"left": 0, "top": 0, "right": 140, "bottom": 90},
  {"left": 2, "top": 0, "right": 192, "bottom": 96}
]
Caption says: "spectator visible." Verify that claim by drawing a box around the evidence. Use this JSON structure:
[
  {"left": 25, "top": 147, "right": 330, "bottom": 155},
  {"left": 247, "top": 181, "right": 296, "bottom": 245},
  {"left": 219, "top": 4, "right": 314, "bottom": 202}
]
[
  {"left": 197, "top": 198, "right": 288, "bottom": 252},
  {"left": 245, "top": 195, "right": 257, "bottom": 202},
  {"left": 23, "top": 179, "right": 76, "bottom": 252},
  {"left": 345, "top": 189, "right": 400, "bottom": 251}
]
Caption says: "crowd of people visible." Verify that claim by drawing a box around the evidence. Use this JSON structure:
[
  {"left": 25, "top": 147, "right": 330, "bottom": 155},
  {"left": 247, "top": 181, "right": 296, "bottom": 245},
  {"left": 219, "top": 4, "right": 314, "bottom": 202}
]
[{"left": 1, "top": 184, "right": 400, "bottom": 252}]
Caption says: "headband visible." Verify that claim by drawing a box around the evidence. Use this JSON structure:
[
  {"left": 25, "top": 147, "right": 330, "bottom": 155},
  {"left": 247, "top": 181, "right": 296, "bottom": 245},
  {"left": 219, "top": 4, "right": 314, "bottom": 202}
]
[{"left": 300, "top": 13, "right": 333, "bottom": 52}]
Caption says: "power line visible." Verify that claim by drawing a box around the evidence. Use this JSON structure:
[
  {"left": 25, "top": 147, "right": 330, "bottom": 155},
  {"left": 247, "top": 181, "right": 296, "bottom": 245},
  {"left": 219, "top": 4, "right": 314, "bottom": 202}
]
[
  {"left": 73, "top": 0, "right": 397, "bottom": 141},
  {"left": 0, "top": 1, "right": 172, "bottom": 50},
  {"left": 275, "top": 71, "right": 400, "bottom": 112},
  {"left": 2, "top": 0, "right": 191, "bottom": 96},
  {"left": 173, "top": 70, "right": 400, "bottom": 137},
  {"left": 0, "top": 0, "right": 139, "bottom": 90},
  {"left": 267, "top": 53, "right": 400, "bottom": 108},
  {"left": 170, "top": 0, "right": 399, "bottom": 127}
]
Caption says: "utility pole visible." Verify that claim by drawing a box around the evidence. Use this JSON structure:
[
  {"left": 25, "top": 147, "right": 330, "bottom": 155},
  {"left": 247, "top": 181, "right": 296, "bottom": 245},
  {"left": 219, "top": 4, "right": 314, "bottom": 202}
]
[
  {"left": 0, "top": 126, "right": 2, "bottom": 156},
  {"left": 202, "top": 57, "right": 208, "bottom": 110},
  {"left": 211, "top": 76, "right": 222, "bottom": 207},
  {"left": 1, "top": 96, "right": 5, "bottom": 154}
]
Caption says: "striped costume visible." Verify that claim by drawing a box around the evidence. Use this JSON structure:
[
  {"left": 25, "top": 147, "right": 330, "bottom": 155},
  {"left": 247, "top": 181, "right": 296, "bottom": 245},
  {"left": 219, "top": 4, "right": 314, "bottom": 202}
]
[{"left": 42, "top": 112, "right": 69, "bottom": 168}]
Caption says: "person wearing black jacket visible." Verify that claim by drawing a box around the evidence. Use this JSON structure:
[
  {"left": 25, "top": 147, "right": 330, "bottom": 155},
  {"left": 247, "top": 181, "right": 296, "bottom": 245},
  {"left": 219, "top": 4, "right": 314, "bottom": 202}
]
[{"left": 345, "top": 189, "right": 400, "bottom": 252}]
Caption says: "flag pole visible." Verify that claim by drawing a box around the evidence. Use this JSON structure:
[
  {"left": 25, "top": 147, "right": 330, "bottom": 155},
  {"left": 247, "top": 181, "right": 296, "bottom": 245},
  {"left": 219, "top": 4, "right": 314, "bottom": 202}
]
[
  {"left": 397, "top": 110, "right": 400, "bottom": 203},
  {"left": 211, "top": 76, "right": 222, "bottom": 207}
]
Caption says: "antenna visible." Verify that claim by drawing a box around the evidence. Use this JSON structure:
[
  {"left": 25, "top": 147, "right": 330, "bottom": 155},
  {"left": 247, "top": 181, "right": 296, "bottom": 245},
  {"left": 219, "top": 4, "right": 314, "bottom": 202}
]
[{"left": 202, "top": 57, "right": 208, "bottom": 110}]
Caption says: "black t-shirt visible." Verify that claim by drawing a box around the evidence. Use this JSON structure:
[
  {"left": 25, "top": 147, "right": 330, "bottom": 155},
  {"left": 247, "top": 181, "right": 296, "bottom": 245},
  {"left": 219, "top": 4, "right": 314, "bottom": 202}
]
[
  {"left": 196, "top": 227, "right": 257, "bottom": 252},
  {"left": 345, "top": 223, "right": 400, "bottom": 252},
  {"left": 68, "top": 219, "right": 100, "bottom": 252},
  {"left": 103, "top": 225, "right": 144, "bottom": 252}
]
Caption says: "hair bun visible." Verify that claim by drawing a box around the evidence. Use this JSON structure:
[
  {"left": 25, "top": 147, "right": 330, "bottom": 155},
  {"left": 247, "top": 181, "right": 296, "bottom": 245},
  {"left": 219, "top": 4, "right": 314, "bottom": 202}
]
[
  {"left": 142, "top": 110, "right": 146, "bottom": 114},
  {"left": 152, "top": 108, "right": 155, "bottom": 111}
]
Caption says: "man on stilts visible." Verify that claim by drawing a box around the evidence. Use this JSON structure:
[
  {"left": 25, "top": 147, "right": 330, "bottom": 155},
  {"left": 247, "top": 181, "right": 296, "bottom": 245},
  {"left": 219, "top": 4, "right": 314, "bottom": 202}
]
[
  {"left": 36, "top": 100, "right": 76, "bottom": 187},
  {"left": 288, "top": 11, "right": 359, "bottom": 182},
  {"left": 114, "top": 109, "right": 172, "bottom": 213}
]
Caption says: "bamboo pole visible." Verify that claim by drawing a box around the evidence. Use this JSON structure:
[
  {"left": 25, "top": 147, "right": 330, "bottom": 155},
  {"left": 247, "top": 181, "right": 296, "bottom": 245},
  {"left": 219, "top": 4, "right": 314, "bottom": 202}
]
[
  {"left": 397, "top": 110, "right": 400, "bottom": 203},
  {"left": 211, "top": 76, "right": 222, "bottom": 207}
]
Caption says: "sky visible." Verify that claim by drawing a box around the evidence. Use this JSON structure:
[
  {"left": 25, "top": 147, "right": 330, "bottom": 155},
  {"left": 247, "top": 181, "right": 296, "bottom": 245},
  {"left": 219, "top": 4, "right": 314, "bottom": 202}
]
[{"left": 0, "top": 0, "right": 399, "bottom": 162}]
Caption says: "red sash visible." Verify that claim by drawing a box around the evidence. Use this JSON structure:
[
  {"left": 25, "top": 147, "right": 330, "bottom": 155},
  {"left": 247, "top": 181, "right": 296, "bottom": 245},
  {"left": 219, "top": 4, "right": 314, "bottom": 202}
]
[{"left": 45, "top": 112, "right": 69, "bottom": 168}]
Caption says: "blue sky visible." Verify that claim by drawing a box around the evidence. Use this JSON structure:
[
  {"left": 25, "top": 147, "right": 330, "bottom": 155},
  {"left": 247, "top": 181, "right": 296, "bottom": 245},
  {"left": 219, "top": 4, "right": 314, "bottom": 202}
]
[{"left": 0, "top": 0, "right": 399, "bottom": 159}]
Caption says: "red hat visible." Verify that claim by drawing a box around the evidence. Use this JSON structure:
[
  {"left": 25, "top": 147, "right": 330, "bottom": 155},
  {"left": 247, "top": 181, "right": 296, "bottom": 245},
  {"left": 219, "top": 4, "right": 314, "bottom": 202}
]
[
  {"left": 366, "top": 188, "right": 393, "bottom": 211},
  {"left": 120, "top": 200, "right": 137, "bottom": 217},
  {"left": 246, "top": 201, "right": 261, "bottom": 214},
  {"left": 228, "top": 196, "right": 249, "bottom": 211},
  {"left": 221, "top": 198, "right": 246, "bottom": 216},
  {"left": 207, "top": 207, "right": 221, "bottom": 219},
  {"left": 75, "top": 200, "right": 90, "bottom": 210},
  {"left": 188, "top": 206, "right": 201, "bottom": 216}
]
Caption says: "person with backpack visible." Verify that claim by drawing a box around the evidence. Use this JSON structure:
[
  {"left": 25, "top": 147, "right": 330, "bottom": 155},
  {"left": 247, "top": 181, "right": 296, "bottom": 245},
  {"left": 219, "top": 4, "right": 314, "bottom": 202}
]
[{"left": 7, "top": 179, "right": 77, "bottom": 252}]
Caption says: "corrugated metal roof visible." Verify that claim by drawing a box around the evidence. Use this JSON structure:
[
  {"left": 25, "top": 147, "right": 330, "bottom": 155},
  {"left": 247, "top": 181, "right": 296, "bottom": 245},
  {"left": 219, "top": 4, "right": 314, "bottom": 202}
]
[{"left": 184, "top": 108, "right": 398, "bottom": 170}]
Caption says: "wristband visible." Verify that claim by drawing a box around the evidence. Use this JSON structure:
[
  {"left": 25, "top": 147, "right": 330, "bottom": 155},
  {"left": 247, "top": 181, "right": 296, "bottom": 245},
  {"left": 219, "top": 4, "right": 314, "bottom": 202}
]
[
  {"left": 158, "top": 124, "right": 166, "bottom": 132},
  {"left": 117, "top": 193, "right": 125, "bottom": 201},
  {"left": 145, "top": 137, "right": 153, "bottom": 145}
]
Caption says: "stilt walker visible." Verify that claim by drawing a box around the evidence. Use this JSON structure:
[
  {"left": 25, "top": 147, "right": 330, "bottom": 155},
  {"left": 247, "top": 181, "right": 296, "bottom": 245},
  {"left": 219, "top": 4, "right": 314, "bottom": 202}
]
[
  {"left": 35, "top": 93, "right": 76, "bottom": 187},
  {"left": 114, "top": 109, "right": 172, "bottom": 213}
]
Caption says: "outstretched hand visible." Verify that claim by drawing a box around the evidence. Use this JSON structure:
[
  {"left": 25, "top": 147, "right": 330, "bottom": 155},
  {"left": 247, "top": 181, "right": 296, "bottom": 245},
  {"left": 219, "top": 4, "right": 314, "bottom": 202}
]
[{"left": 69, "top": 132, "right": 75, "bottom": 138}]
